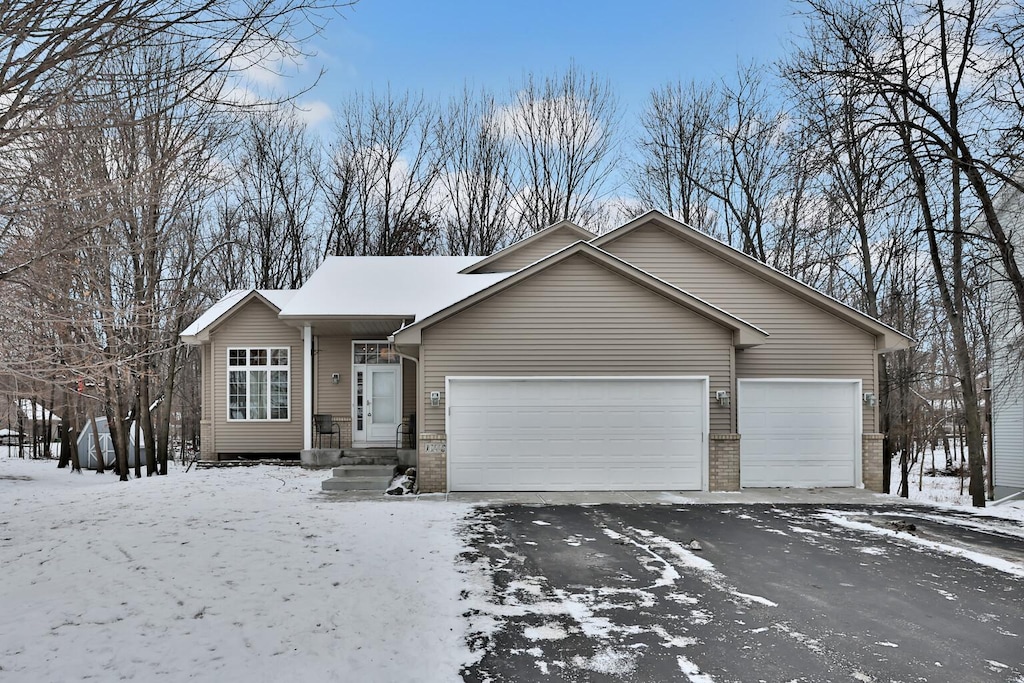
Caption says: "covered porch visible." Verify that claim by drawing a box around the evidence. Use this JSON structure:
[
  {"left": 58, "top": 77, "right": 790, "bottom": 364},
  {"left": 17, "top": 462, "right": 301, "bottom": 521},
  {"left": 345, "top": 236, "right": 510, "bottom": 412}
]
[{"left": 292, "top": 316, "right": 418, "bottom": 467}]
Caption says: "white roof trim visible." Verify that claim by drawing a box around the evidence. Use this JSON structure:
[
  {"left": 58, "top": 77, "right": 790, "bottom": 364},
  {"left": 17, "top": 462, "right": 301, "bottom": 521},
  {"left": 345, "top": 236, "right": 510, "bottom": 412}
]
[
  {"left": 459, "top": 220, "right": 597, "bottom": 274},
  {"left": 180, "top": 289, "right": 296, "bottom": 343}
]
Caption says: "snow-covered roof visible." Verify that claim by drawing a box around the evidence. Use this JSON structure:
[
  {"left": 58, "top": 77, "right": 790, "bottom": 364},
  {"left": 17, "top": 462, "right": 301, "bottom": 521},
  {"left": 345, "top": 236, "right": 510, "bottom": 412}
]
[
  {"left": 18, "top": 400, "right": 60, "bottom": 422},
  {"left": 278, "top": 257, "right": 511, "bottom": 323},
  {"left": 180, "top": 289, "right": 297, "bottom": 340}
]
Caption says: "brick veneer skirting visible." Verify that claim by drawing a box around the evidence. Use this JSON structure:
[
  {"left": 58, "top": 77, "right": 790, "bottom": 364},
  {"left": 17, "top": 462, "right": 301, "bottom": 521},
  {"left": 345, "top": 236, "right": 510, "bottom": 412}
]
[
  {"left": 709, "top": 433, "right": 740, "bottom": 491},
  {"left": 336, "top": 417, "right": 353, "bottom": 449},
  {"left": 862, "top": 433, "right": 884, "bottom": 492},
  {"left": 199, "top": 420, "right": 215, "bottom": 461},
  {"left": 417, "top": 432, "right": 447, "bottom": 493}
]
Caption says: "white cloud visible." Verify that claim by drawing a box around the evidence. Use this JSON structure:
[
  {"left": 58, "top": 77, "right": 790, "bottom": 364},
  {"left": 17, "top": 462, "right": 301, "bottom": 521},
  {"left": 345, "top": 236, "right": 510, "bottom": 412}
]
[{"left": 293, "top": 100, "right": 332, "bottom": 127}]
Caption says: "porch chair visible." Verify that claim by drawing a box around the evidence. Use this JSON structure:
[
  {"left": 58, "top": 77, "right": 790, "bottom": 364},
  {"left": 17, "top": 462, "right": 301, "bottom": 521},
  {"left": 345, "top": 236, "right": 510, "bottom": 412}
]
[{"left": 313, "top": 414, "right": 341, "bottom": 448}]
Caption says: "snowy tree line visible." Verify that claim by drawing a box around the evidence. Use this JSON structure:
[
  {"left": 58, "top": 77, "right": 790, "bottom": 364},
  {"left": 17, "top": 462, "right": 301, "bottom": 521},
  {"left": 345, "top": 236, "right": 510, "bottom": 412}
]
[{"left": 2, "top": 0, "right": 1024, "bottom": 505}]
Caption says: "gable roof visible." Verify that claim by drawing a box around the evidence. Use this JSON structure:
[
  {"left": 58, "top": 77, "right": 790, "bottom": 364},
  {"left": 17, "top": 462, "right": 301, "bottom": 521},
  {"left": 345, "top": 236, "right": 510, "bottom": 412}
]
[
  {"left": 459, "top": 220, "right": 597, "bottom": 274},
  {"left": 180, "top": 289, "right": 296, "bottom": 344},
  {"left": 18, "top": 400, "right": 61, "bottom": 422},
  {"left": 394, "top": 241, "right": 769, "bottom": 348},
  {"left": 277, "top": 256, "right": 510, "bottom": 324},
  {"left": 592, "top": 211, "right": 912, "bottom": 351}
]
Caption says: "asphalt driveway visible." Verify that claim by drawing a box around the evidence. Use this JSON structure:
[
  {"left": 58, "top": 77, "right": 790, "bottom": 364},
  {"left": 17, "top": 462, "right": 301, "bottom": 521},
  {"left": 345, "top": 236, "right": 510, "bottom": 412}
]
[{"left": 459, "top": 504, "right": 1024, "bottom": 682}]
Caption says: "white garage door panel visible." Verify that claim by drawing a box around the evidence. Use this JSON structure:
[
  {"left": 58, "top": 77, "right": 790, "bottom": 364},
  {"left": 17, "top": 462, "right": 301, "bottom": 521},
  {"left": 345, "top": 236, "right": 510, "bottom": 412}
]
[
  {"left": 739, "top": 380, "right": 859, "bottom": 488},
  {"left": 448, "top": 378, "right": 706, "bottom": 491}
]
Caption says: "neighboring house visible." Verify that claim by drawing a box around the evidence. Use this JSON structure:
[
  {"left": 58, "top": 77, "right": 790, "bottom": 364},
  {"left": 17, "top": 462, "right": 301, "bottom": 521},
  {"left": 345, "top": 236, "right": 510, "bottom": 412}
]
[
  {"left": 989, "top": 182, "right": 1024, "bottom": 500},
  {"left": 0, "top": 428, "right": 24, "bottom": 445},
  {"left": 181, "top": 212, "right": 911, "bottom": 493},
  {"left": 1, "top": 400, "right": 62, "bottom": 442}
]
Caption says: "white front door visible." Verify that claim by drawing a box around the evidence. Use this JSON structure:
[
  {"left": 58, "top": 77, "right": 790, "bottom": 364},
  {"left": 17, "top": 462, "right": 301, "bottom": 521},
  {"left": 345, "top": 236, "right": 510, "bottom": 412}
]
[{"left": 353, "top": 364, "right": 402, "bottom": 444}]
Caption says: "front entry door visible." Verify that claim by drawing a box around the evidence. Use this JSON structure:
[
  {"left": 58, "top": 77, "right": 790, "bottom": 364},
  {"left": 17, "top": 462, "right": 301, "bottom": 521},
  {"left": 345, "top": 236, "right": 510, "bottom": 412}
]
[
  {"left": 366, "top": 366, "right": 400, "bottom": 441},
  {"left": 352, "top": 358, "right": 402, "bottom": 445}
]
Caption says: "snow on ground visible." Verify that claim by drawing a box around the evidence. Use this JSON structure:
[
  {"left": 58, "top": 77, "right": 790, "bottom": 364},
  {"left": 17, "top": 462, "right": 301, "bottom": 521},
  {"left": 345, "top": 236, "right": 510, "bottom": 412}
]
[
  {"left": 2, "top": 451, "right": 1022, "bottom": 682},
  {"left": 0, "top": 457, "right": 475, "bottom": 682},
  {"left": 887, "top": 455, "right": 1024, "bottom": 522}
]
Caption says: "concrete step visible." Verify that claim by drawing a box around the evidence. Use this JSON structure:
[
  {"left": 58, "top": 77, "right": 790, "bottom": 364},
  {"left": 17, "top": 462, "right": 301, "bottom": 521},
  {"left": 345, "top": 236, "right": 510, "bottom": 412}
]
[
  {"left": 345, "top": 447, "right": 399, "bottom": 458},
  {"left": 338, "top": 454, "right": 400, "bottom": 466},
  {"left": 322, "top": 475, "right": 393, "bottom": 492},
  {"left": 332, "top": 465, "right": 395, "bottom": 479}
]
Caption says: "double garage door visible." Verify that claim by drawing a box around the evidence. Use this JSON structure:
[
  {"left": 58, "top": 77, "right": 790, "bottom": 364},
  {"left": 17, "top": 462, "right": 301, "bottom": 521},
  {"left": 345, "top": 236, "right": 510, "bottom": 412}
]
[{"left": 447, "top": 377, "right": 707, "bottom": 491}]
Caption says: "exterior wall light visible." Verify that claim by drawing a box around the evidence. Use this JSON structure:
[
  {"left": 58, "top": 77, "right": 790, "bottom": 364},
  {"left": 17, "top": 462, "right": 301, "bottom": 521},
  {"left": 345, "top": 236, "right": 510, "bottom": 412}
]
[
  {"left": 716, "top": 390, "right": 731, "bottom": 407},
  {"left": 863, "top": 392, "right": 876, "bottom": 406}
]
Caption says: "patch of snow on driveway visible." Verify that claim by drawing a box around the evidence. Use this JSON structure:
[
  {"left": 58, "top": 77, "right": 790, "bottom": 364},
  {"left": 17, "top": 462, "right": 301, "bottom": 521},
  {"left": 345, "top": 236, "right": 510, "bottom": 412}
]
[
  {"left": 677, "top": 654, "right": 716, "bottom": 682},
  {"left": 572, "top": 646, "right": 637, "bottom": 676},
  {"left": 819, "top": 510, "right": 1024, "bottom": 578}
]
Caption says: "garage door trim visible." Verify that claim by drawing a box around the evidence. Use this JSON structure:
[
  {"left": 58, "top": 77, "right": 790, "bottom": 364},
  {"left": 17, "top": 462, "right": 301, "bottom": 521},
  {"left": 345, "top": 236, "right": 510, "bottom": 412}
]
[
  {"left": 737, "top": 378, "right": 863, "bottom": 488},
  {"left": 445, "top": 375, "right": 710, "bottom": 491}
]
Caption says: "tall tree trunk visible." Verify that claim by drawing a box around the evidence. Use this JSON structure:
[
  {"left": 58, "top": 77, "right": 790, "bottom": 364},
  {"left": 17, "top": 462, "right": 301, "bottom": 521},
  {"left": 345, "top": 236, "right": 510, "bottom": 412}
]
[
  {"left": 133, "top": 394, "right": 142, "bottom": 479},
  {"left": 67, "top": 425, "right": 81, "bottom": 473},
  {"left": 90, "top": 413, "right": 105, "bottom": 474},
  {"left": 140, "top": 375, "right": 157, "bottom": 476}
]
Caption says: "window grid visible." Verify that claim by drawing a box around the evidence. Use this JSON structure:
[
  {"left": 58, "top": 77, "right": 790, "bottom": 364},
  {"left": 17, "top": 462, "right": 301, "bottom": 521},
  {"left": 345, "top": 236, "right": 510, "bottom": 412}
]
[{"left": 227, "top": 347, "right": 290, "bottom": 421}]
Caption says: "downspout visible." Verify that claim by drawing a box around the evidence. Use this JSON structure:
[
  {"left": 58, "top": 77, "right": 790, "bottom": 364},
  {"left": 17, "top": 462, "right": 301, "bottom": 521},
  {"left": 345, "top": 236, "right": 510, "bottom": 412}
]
[
  {"left": 389, "top": 333, "right": 421, "bottom": 490},
  {"left": 303, "top": 325, "right": 312, "bottom": 450}
]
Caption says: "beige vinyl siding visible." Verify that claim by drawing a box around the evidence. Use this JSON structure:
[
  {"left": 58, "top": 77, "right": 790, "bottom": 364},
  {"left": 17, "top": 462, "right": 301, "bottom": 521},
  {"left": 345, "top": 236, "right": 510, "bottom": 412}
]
[
  {"left": 202, "top": 345, "right": 212, "bottom": 421},
  {"left": 603, "top": 223, "right": 878, "bottom": 432},
  {"left": 421, "top": 253, "right": 733, "bottom": 433},
  {"left": 210, "top": 300, "right": 303, "bottom": 454},
  {"left": 312, "top": 337, "right": 415, "bottom": 432},
  {"left": 315, "top": 335, "right": 352, "bottom": 421},
  {"left": 474, "top": 227, "right": 586, "bottom": 273}
]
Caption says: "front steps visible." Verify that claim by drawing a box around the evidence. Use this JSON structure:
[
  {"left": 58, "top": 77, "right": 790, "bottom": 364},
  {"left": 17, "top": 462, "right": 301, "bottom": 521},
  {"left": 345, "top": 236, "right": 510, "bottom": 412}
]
[
  {"left": 321, "top": 448, "right": 405, "bottom": 492},
  {"left": 303, "top": 447, "right": 415, "bottom": 469}
]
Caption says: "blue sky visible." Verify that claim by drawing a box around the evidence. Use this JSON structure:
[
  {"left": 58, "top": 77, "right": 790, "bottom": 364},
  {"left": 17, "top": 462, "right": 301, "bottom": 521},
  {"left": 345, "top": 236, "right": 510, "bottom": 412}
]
[{"left": 295, "top": 0, "right": 802, "bottom": 123}]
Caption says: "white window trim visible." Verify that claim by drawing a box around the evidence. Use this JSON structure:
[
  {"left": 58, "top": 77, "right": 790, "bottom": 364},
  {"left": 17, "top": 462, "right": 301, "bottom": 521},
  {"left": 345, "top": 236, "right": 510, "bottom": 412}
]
[{"left": 226, "top": 346, "right": 292, "bottom": 422}]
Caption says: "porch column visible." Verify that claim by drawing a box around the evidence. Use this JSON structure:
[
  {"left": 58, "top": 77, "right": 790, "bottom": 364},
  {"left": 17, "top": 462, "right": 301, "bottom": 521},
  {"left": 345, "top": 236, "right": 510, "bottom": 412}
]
[{"left": 303, "top": 325, "right": 312, "bottom": 450}]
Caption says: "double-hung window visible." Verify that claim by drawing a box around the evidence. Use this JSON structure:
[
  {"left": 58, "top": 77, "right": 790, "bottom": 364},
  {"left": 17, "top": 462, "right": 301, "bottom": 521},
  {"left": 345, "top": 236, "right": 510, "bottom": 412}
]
[{"left": 228, "top": 347, "right": 290, "bottom": 420}]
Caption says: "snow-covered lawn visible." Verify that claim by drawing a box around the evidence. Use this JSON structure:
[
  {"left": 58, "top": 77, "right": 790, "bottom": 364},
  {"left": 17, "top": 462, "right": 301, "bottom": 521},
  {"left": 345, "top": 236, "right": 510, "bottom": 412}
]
[
  {"left": 0, "top": 457, "right": 476, "bottom": 682},
  {"left": 887, "top": 455, "right": 1024, "bottom": 522}
]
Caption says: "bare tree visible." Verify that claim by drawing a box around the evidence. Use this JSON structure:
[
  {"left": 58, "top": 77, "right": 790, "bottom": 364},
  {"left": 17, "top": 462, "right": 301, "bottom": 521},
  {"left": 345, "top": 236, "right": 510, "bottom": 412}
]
[
  {"left": 436, "top": 87, "right": 516, "bottom": 255},
  {"left": 0, "top": 0, "right": 343, "bottom": 282},
  {"left": 231, "top": 109, "right": 324, "bottom": 288},
  {"left": 325, "top": 90, "right": 443, "bottom": 256},
  {"left": 505, "top": 64, "right": 621, "bottom": 232},
  {"left": 630, "top": 80, "right": 720, "bottom": 231},
  {"left": 708, "top": 65, "right": 791, "bottom": 261},
  {"left": 793, "top": 0, "right": 1005, "bottom": 505}
]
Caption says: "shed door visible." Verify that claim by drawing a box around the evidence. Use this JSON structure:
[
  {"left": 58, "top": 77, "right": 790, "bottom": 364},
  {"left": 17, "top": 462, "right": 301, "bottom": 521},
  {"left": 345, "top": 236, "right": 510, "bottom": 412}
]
[
  {"left": 447, "top": 377, "right": 707, "bottom": 491},
  {"left": 739, "top": 379, "right": 861, "bottom": 487}
]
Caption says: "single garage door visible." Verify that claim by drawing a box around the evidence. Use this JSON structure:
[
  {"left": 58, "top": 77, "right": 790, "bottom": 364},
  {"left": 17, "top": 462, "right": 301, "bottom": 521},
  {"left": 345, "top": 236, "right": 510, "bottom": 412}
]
[
  {"left": 738, "top": 379, "right": 860, "bottom": 488},
  {"left": 447, "top": 377, "right": 707, "bottom": 491}
]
